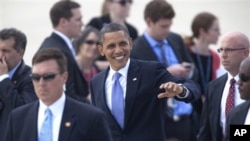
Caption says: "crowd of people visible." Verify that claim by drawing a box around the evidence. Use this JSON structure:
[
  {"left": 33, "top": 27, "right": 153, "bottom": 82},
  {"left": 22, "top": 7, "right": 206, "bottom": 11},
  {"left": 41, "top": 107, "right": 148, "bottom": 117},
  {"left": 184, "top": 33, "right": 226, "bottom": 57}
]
[{"left": 0, "top": 0, "right": 249, "bottom": 141}]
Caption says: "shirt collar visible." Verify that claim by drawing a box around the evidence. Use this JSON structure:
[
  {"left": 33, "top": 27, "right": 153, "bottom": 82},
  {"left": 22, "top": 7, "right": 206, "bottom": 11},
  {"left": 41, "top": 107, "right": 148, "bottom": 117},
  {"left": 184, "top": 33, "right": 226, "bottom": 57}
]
[
  {"left": 227, "top": 73, "right": 239, "bottom": 83},
  {"left": 143, "top": 31, "right": 168, "bottom": 48},
  {"left": 8, "top": 61, "right": 22, "bottom": 79},
  {"left": 39, "top": 93, "right": 66, "bottom": 116},
  {"left": 109, "top": 59, "right": 130, "bottom": 79}
]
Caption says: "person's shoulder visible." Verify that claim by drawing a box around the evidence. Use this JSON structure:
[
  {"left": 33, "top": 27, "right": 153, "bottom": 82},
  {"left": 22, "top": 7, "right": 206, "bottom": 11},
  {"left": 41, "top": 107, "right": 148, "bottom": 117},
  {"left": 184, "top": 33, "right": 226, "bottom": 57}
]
[
  {"left": 11, "top": 101, "right": 37, "bottom": 115},
  {"left": 66, "top": 96, "right": 104, "bottom": 115},
  {"left": 131, "top": 59, "right": 163, "bottom": 68},
  {"left": 209, "top": 73, "right": 227, "bottom": 85},
  {"left": 167, "top": 32, "right": 182, "bottom": 39}
]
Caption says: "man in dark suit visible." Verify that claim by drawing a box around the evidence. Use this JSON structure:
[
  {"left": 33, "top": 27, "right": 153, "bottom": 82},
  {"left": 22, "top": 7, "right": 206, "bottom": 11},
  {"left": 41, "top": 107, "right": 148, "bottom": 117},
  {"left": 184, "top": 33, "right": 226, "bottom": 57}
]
[
  {"left": 4, "top": 48, "right": 112, "bottom": 141},
  {"left": 198, "top": 32, "right": 250, "bottom": 141},
  {"left": 225, "top": 56, "right": 250, "bottom": 141},
  {"left": 130, "top": 1, "right": 195, "bottom": 140},
  {"left": 39, "top": 0, "right": 89, "bottom": 102},
  {"left": 90, "top": 23, "right": 200, "bottom": 141},
  {"left": 0, "top": 28, "right": 37, "bottom": 140}
]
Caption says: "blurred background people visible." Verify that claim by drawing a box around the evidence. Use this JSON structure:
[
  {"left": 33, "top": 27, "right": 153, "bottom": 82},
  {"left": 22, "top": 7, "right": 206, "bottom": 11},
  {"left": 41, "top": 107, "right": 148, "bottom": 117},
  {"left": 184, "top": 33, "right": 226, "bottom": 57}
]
[
  {"left": 130, "top": 1, "right": 195, "bottom": 140},
  {"left": 87, "top": 0, "right": 138, "bottom": 71},
  {"left": 39, "top": 0, "right": 89, "bottom": 103},
  {"left": 183, "top": 12, "right": 221, "bottom": 141},
  {"left": 73, "top": 26, "right": 100, "bottom": 92},
  {"left": 0, "top": 28, "right": 37, "bottom": 140}
]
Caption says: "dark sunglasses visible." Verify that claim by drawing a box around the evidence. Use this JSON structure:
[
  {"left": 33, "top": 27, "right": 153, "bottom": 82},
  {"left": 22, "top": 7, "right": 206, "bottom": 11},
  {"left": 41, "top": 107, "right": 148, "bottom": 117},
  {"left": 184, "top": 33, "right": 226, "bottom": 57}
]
[
  {"left": 84, "top": 40, "right": 99, "bottom": 46},
  {"left": 30, "top": 72, "right": 59, "bottom": 82},
  {"left": 239, "top": 73, "right": 250, "bottom": 82},
  {"left": 114, "top": 0, "right": 133, "bottom": 6}
]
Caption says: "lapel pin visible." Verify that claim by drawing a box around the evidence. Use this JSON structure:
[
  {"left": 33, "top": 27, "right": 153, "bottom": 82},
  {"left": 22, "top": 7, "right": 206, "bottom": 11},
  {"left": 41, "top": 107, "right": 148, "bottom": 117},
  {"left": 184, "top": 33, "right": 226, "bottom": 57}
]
[
  {"left": 65, "top": 122, "right": 71, "bottom": 127},
  {"left": 12, "top": 81, "right": 17, "bottom": 84},
  {"left": 133, "top": 78, "right": 137, "bottom": 81}
]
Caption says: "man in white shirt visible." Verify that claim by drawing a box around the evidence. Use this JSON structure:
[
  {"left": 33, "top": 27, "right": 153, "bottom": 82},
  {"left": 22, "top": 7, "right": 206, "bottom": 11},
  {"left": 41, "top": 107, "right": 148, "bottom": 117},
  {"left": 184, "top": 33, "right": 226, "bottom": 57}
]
[{"left": 199, "top": 32, "right": 250, "bottom": 141}]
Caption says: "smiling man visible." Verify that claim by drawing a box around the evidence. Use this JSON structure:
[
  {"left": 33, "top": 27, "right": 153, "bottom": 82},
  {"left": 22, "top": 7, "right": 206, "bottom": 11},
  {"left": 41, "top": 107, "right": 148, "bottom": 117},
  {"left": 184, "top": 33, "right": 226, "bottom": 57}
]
[{"left": 90, "top": 23, "right": 200, "bottom": 141}]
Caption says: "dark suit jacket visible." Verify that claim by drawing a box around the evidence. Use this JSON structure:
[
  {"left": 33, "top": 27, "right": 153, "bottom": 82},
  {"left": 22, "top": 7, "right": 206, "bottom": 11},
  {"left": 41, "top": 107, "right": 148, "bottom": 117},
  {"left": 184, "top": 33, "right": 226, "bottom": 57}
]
[
  {"left": 130, "top": 32, "right": 192, "bottom": 64},
  {"left": 0, "top": 60, "right": 37, "bottom": 140},
  {"left": 224, "top": 101, "right": 250, "bottom": 141},
  {"left": 4, "top": 96, "right": 112, "bottom": 141},
  {"left": 90, "top": 59, "right": 200, "bottom": 141},
  {"left": 40, "top": 33, "right": 89, "bottom": 103},
  {"left": 198, "top": 74, "right": 228, "bottom": 141}
]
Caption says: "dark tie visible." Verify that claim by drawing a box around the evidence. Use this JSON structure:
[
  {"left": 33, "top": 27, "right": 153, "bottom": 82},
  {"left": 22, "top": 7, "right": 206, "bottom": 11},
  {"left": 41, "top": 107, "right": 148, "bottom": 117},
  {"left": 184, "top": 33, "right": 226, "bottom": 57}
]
[
  {"left": 39, "top": 108, "right": 53, "bottom": 141},
  {"left": 111, "top": 72, "right": 124, "bottom": 128},
  {"left": 225, "top": 78, "right": 236, "bottom": 117},
  {"left": 158, "top": 43, "right": 168, "bottom": 67}
]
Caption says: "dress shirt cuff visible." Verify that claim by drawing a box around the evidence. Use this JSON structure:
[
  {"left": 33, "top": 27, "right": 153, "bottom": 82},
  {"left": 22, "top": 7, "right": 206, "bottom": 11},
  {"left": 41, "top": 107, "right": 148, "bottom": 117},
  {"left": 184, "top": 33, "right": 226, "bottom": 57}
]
[
  {"left": 0, "top": 74, "right": 9, "bottom": 82},
  {"left": 176, "top": 84, "right": 189, "bottom": 99}
]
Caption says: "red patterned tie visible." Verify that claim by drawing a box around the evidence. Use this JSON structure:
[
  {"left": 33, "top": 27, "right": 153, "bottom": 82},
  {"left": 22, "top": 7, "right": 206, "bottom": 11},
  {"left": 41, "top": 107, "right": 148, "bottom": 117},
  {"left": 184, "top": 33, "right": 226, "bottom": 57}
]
[{"left": 225, "top": 78, "right": 236, "bottom": 117}]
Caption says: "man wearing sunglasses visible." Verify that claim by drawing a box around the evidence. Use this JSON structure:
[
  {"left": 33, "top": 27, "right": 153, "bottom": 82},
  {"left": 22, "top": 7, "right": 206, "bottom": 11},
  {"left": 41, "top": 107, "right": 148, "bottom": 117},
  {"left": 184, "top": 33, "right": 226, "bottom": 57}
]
[
  {"left": 199, "top": 32, "right": 250, "bottom": 141},
  {"left": 224, "top": 57, "right": 250, "bottom": 141},
  {"left": 0, "top": 28, "right": 37, "bottom": 140},
  {"left": 4, "top": 48, "right": 112, "bottom": 141},
  {"left": 39, "top": 1, "right": 89, "bottom": 103}
]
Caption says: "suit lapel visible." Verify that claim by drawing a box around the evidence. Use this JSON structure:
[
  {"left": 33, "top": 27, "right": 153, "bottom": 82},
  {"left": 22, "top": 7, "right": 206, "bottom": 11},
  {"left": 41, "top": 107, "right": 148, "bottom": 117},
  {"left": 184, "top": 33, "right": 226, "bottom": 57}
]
[
  {"left": 124, "top": 60, "right": 140, "bottom": 128},
  {"left": 211, "top": 74, "right": 227, "bottom": 137},
  {"left": 58, "top": 97, "right": 76, "bottom": 141}
]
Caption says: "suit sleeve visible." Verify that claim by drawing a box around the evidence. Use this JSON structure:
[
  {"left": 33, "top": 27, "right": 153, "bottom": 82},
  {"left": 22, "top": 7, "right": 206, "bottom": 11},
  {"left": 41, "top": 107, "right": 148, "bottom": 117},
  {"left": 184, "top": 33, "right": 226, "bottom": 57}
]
[
  {"left": 0, "top": 76, "right": 36, "bottom": 110},
  {"left": 198, "top": 87, "right": 212, "bottom": 141},
  {"left": 3, "top": 111, "right": 13, "bottom": 141}
]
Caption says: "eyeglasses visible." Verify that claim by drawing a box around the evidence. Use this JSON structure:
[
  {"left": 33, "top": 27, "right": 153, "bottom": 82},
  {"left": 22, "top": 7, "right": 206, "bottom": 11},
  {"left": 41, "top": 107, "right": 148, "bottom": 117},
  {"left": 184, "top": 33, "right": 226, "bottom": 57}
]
[
  {"left": 113, "top": 0, "right": 133, "bottom": 6},
  {"left": 84, "top": 40, "right": 99, "bottom": 46},
  {"left": 217, "top": 48, "right": 246, "bottom": 53},
  {"left": 239, "top": 73, "right": 250, "bottom": 82},
  {"left": 30, "top": 72, "right": 59, "bottom": 82}
]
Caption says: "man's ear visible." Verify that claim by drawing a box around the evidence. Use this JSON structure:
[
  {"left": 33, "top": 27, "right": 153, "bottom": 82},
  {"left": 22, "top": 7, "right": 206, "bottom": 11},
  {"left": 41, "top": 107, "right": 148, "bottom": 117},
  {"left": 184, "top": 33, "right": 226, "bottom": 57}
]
[
  {"left": 145, "top": 17, "right": 153, "bottom": 27},
  {"left": 98, "top": 44, "right": 104, "bottom": 56}
]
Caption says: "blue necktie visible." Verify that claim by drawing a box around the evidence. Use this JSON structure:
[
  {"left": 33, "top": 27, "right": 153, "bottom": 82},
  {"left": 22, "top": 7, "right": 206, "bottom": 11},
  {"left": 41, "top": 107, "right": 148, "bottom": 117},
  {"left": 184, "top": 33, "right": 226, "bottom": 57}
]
[
  {"left": 112, "top": 72, "right": 124, "bottom": 128},
  {"left": 39, "top": 108, "right": 53, "bottom": 141}
]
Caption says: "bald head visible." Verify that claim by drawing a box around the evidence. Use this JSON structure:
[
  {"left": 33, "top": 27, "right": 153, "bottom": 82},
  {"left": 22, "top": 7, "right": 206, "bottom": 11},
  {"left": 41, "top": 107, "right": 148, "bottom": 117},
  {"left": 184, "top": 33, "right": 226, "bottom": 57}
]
[
  {"left": 221, "top": 32, "right": 250, "bottom": 49},
  {"left": 219, "top": 32, "right": 250, "bottom": 76}
]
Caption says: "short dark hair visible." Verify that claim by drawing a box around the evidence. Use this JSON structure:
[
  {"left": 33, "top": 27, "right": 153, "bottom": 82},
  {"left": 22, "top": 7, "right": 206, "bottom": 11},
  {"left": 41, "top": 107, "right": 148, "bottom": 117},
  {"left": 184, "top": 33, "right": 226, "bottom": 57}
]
[
  {"left": 191, "top": 12, "right": 217, "bottom": 38},
  {"left": 73, "top": 26, "right": 99, "bottom": 54},
  {"left": 99, "top": 23, "right": 130, "bottom": 44},
  {"left": 144, "top": 0, "right": 175, "bottom": 23},
  {"left": 50, "top": 0, "right": 81, "bottom": 27},
  {"left": 32, "top": 48, "right": 67, "bottom": 74},
  {"left": 0, "top": 28, "right": 27, "bottom": 52}
]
